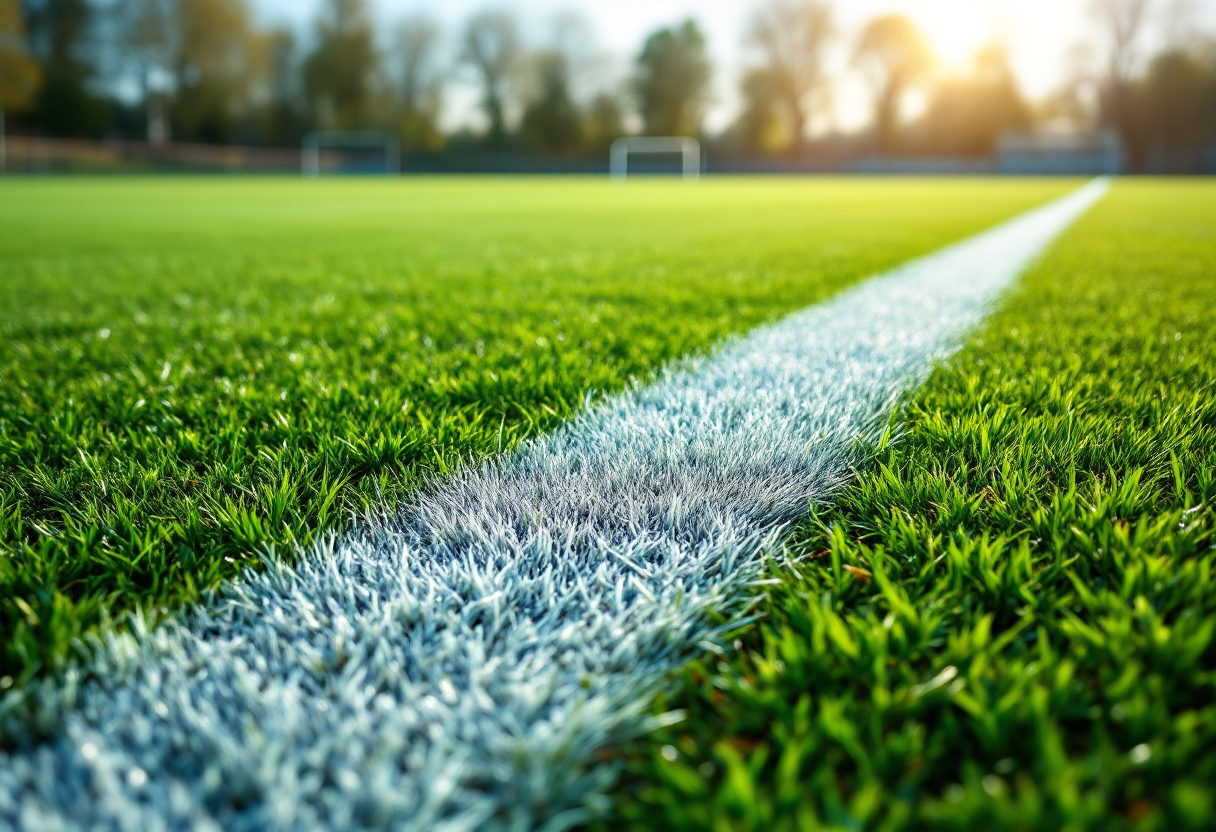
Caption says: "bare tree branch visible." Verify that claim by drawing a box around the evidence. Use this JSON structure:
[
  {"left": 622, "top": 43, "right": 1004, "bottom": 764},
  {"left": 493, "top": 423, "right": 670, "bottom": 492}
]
[{"left": 747, "top": 0, "right": 834, "bottom": 149}]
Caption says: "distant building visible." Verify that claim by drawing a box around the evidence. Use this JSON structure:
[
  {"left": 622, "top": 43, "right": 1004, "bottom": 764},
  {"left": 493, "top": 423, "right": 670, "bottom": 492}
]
[{"left": 997, "top": 128, "right": 1123, "bottom": 175}]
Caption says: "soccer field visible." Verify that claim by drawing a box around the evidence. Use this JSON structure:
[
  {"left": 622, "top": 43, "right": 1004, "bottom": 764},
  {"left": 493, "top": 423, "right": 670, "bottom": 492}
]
[
  {"left": 0, "top": 176, "right": 1072, "bottom": 685},
  {"left": 1, "top": 177, "right": 1213, "bottom": 830}
]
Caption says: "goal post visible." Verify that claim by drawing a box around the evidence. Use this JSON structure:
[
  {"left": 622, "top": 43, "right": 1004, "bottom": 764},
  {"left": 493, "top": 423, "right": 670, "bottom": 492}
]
[
  {"left": 302, "top": 130, "right": 401, "bottom": 176},
  {"left": 609, "top": 136, "right": 701, "bottom": 181}
]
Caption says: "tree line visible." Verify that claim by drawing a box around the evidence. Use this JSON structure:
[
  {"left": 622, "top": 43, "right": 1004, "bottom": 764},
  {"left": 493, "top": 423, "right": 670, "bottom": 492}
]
[{"left": 0, "top": 0, "right": 1213, "bottom": 168}]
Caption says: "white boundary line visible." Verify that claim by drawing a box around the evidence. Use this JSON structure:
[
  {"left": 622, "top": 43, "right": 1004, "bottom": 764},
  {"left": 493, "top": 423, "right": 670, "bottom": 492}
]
[{"left": 0, "top": 180, "right": 1109, "bottom": 832}]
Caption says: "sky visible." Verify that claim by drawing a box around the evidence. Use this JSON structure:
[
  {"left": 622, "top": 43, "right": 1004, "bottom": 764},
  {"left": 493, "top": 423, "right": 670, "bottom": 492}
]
[{"left": 256, "top": 0, "right": 1215, "bottom": 133}]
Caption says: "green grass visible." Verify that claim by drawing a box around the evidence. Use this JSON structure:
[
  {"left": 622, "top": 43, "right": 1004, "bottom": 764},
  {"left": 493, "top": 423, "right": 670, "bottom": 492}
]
[
  {"left": 0, "top": 176, "right": 1073, "bottom": 688},
  {"left": 608, "top": 179, "right": 1216, "bottom": 831}
]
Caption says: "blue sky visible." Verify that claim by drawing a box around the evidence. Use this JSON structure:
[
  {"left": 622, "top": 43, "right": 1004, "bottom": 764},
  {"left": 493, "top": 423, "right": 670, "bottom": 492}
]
[{"left": 255, "top": 0, "right": 1212, "bottom": 132}]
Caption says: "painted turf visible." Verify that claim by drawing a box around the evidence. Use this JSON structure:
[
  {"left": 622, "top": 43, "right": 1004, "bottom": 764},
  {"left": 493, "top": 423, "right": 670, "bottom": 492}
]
[{"left": 0, "top": 180, "right": 1108, "bottom": 832}]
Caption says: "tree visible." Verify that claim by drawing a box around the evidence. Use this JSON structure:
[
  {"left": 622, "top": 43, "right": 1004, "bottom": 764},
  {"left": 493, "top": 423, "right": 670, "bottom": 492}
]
[
  {"left": 746, "top": 0, "right": 833, "bottom": 151},
  {"left": 115, "top": 0, "right": 269, "bottom": 144},
  {"left": 1093, "top": 0, "right": 1150, "bottom": 85},
  {"left": 520, "top": 14, "right": 607, "bottom": 156},
  {"left": 303, "top": 0, "right": 376, "bottom": 128},
  {"left": 0, "top": 0, "right": 41, "bottom": 117},
  {"left": 914, "top": 44, "right": 1031, "bottom": 156},
  {"left": 1040, "top": 42, "right": 1102, "bottom": 128},
  {"left": 732, "top": 67, "right": 787, "bottom": 154},
  {"left": 257, "top": 28, "right": 302, "bottom": 146},
  {"left": 393, "top": 15, "right": 444, "bottom": 152},
  {"left": 853, "top": 14, "right": 934, "bottom": 153},
  {"left": 521, "top": 49, "right": 581, "bottom": 155},
  {"left": 1160, "top": 0, "right": 1203, "bottom": 51},
  {"left": 116, "top": 0, "right": 175, "bottom": 143},
  {"left": 460, "top": 9, "right": 520, "bottom": 147},
  {"left": 582, "top": 91, "right": 625, "bottom": 155},
  {"left": 1090, "top": 0, "right": 1151, "bottom": 163},
  {"left": 632, "top": 20, "right": 711, "bottom": 137},
  {"left": 1140, "top": 48, "right": 1216, "bottom": 160},
  {"left": 23, "top": 0, "right": 109, "bottom": 137},
  {"left": 172, "top": 0, "right": 266, "bottom": 143},
  {"left": 544, "top": 12, "right": 600, "bottom": 106}
]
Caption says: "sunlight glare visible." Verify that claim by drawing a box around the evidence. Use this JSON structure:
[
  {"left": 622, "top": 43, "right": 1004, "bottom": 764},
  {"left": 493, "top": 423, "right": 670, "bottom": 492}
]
[{"left": 915, "top": 1, "right": 994, "bottom": 68}]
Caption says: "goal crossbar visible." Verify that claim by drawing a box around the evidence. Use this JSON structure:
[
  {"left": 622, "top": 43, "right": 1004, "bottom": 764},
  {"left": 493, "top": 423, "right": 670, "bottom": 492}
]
[
  {"left": 609, "top": 136, "right": 701, "bottom": 181},
  {"left": 302, "top": 130, "right": 401, "bottom": 176}
]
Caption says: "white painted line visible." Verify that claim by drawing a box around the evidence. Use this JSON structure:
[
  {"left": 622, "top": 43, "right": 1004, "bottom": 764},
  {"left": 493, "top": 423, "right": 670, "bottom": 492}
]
[{"left": 0, "top": 180, "right": 1109, "bottom": 832}]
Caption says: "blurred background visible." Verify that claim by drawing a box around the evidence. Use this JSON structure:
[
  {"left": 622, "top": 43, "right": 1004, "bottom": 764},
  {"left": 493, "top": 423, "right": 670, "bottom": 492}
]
[{"left": 0, "top": 0, "right": 1213, "bottom": 174}]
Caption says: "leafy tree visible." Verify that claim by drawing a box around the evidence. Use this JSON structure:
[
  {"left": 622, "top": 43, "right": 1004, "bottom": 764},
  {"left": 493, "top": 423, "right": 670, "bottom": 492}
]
[
  {"left": 303, "top": 0, "right": 376, "bottom": 128},
  {"left": 521, "top": 16, "right": 605, "bottom": 157},
  {"left": 914, "top": 44, "right": 1031, "bottom": 156},
  {"left": 460, "top": 9, "right": 520, "bottom": 147},
  {"left": 632, "top": 20, "right": 711, "bottom": 137},
  {"left": 853, "top": 14, "right": 934, "bottom": 153},
  {"left": 0, "top": 0, "right": 41, "bottom": 119},
  {"left": 746, "top": 0, "right": 833, "bottom": 151},
  {"left": 1140, "top": 48, "right": 1216, "bottom": 159},
  {"left": 256, "top": 27, "right": 302, "bottom": 146},
  {"left": 393, "top": 15, "right": 444, "bottom": 153},
  {"left": 521, "top": 49, "right": 582, "bottom": 155},
  {"left": 22, "top": 0, "right": 108, "bottom": 137},
  {"left": 172, "top": 0, "right": 265, "bottom": 143},
  {"left": 582, "top": 91, "right": 625, "bottom": 155},
  {"left": 115, "top": 0, "right": 268, "bottom": 144},
  {"left": 732, "top": 67, "right": 787, "bottom": 154}
]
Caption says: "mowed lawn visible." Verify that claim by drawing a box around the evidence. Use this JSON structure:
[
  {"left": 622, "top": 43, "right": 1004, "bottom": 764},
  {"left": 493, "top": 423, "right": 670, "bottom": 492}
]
[
  {"left": 0, "top": 176, "right": 1074, "bottom": 687},
  {"left": 610, "top": 180, "right": 1216, "bottom": 831}
]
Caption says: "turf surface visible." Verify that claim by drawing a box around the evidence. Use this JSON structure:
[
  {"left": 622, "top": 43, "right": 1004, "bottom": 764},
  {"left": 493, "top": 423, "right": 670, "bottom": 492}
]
[
  {"left": 608, "top": 179, "right": 1216, "bottom": 831},
  {"left": 0, "top": 177, "right": 1073, "bottom": 688}
]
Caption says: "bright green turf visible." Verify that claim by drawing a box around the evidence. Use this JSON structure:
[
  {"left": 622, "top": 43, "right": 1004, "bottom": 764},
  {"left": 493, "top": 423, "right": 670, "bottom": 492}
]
[
  {"left": 0, "top": 177, "right": 1074, "bottom": 687},
  {"left": 608, "top": 180, "right": 1216, "bottom": 831}
]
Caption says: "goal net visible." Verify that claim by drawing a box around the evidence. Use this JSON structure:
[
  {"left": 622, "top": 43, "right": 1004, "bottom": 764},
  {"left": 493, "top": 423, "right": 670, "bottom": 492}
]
[
  {"left": 609, "top": 137, "right": 701, "bottom": 181},
  {"left": 302, "top": 131, "right": 401, "bottom": 176}
]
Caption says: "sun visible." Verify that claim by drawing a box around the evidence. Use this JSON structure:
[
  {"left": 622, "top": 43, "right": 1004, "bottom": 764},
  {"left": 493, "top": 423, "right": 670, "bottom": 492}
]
[{"left": 911, "top": 0, "right": 995, "bottom": 68}]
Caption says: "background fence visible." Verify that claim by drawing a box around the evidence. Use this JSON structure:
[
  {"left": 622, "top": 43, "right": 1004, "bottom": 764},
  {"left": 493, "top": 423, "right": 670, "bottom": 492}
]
[{"left": 3, "top": 135, "right": 1214, "bottom": 176}]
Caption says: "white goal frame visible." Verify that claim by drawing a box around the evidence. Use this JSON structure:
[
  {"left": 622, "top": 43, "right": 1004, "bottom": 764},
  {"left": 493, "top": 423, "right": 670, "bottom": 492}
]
[
  {"left": 302, "top": 130, "right": 401, "bottom": 176},
  {"left": 609, "top": 136, "right": 701, "bottom": 181}
]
